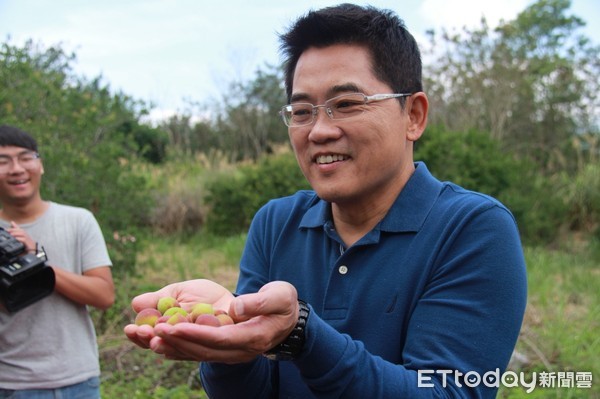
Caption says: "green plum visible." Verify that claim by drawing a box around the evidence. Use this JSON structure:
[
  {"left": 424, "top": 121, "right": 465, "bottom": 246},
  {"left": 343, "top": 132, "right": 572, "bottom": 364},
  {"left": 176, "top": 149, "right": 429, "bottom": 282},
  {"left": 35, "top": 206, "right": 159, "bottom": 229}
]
[
  {"left": 135, "top": 308, "right": 161, "bottom": 327},
  {"left": 157, "top": 296, "right": 179, "bottom": 315}
]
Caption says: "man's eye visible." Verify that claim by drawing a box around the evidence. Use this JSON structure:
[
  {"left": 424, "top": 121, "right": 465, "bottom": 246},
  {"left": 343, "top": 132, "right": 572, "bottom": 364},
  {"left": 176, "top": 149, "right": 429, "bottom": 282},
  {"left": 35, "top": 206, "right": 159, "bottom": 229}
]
[
  {"left": 334, "top": 100, "right": 361, "bottom": 110},
  {"left": 293, "top": 108, "right": 311, "bottom": 116}
]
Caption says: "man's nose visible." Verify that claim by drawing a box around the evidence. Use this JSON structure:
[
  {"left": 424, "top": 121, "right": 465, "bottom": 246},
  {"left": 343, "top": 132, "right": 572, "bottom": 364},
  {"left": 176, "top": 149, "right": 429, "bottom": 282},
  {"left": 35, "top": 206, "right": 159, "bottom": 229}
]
[
  {"left": 8, "top": 159, "right": 26, "bottom": 173},
  {"left": 308, "top": 107, "right": 342, "bottom": 142}
]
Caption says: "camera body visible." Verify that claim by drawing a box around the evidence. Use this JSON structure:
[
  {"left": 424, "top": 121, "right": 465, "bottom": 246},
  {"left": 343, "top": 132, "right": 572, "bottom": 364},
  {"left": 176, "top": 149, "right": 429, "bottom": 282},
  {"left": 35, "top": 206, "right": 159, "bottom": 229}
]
[{"left": 0, "top": 227, "right": 55, "bottom": 313}]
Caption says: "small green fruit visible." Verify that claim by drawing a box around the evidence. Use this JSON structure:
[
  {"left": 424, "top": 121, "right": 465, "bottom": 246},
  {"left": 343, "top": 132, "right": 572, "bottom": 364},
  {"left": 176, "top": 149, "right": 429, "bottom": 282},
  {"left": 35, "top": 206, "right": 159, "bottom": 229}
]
[
  {"left": 190, "top": 302, "right": 214, "bottom": 322},
  {"left": 163, "top": 306, "right": 188, "bottom": 317},
  {"left": 157, "top": 296, "right": 179, "bottom": 315},
  {"left": 167, "top": 313, "right": 187, "bottom": 325},
  {"left": 135, "top": 308, "right": 161, "bottom": 327}
]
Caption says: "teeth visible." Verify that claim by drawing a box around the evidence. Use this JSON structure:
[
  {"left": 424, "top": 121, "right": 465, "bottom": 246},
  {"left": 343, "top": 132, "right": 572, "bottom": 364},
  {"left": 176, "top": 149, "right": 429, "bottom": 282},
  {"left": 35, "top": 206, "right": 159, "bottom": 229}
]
[{"left": 316, "top": 154, "right": 347, "bottom": 164}]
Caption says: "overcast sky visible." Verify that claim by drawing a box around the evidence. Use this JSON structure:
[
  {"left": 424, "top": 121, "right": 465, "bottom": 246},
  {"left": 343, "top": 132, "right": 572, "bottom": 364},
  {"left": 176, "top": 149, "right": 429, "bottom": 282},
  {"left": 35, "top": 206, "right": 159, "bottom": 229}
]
[{"left": 1, "top": 0, "right": 598, "bottom": 121}]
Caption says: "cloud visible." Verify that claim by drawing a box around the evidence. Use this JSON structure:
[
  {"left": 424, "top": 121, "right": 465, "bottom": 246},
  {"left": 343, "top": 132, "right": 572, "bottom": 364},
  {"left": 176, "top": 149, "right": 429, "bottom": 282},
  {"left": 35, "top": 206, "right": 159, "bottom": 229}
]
[
  {"left": 418, "top": 0, "right": 529, "bottom": 31},
  {"left": 3, "top": 0, "right": 597, "bottom": 120}
]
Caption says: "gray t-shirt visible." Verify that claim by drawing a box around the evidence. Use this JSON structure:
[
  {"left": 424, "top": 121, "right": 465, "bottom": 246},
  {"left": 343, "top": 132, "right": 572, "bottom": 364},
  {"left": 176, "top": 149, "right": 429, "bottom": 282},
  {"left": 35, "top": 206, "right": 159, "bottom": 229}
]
[{"left": 0, "top": 202, "right": 112, "bottom": 389}]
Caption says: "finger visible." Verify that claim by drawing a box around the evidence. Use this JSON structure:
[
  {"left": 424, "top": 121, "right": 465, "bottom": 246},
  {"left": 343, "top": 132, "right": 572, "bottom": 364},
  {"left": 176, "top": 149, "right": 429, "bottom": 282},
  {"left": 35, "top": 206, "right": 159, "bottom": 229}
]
[
  {"left": 162, "top": 318, "right": 276, "bottom": 354},
  {"left": 123, "top": 324, "right": 156, "bottom": 349},
  {"left": 229, "top": 290, "right": 296, "bottom": 322},
  {"left": 131, "top": 292, "right": 161, "bottom": 313},
  {"left": 154, "top": 324, "right": 260, "bottom": 362}
]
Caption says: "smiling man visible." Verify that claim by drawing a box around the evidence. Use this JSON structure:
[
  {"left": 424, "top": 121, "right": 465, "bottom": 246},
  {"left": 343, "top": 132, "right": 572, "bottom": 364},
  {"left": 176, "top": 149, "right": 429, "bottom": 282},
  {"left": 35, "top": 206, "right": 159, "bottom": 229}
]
[
  {"left": 0, "top": 125, "right": 114, "bottom": 399},
  {"left": 125, "top": 4, "right": 527, "bottom": 398}
]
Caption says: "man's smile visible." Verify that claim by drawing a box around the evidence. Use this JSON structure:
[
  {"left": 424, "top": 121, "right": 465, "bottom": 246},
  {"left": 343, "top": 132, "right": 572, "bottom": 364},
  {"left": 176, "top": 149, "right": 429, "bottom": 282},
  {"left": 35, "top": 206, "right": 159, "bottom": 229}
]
[{"left": 315, "top": 154, "right": 349, "bottom": 164}]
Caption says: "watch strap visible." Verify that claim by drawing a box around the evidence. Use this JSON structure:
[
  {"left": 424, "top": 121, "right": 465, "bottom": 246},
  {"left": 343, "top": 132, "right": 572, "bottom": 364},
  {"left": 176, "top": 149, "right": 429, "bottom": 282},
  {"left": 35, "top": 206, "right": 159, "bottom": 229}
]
[{"left": 263, "top": 300, "right": 310, "bottom": 361}]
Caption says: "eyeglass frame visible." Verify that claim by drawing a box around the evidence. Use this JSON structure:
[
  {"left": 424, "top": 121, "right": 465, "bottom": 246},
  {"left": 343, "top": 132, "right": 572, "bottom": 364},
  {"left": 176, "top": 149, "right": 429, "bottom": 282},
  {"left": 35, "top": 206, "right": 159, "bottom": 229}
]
[
  {"left": 0, "top": 151, "right": 42, "bottom": 174},
  {"left": 279, "top": 92, "right": 413, "bottom": 127}
]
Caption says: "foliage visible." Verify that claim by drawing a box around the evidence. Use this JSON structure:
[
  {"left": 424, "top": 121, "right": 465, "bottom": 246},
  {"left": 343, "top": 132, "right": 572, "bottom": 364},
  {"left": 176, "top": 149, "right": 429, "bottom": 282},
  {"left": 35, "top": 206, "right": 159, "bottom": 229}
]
[
  {"left": 160, "top": 63, "right": 288, "bottom": 162},
  {"left": 415, "top": 125, "right": 568, "bottom": 244},
  {"left": 415, "top": 125, "right": 521, "bottom": 198},
  {"left": 0, "top": 39, "right": 164, "bottom": 275},
  {"left": 204, "top": 151, "right": 310, "bottom": 236},
  {"left": 119, "top": 120, "right": 170, "bottom": 164},
  {"left": 565, "top": 160, "right": 600, "bottom": 233},
  {"left": 142, "top": 156, "right": 212, "bottom": 235},
  {"left": 423, "top": 0, "right": 600, "bottom": 175}
]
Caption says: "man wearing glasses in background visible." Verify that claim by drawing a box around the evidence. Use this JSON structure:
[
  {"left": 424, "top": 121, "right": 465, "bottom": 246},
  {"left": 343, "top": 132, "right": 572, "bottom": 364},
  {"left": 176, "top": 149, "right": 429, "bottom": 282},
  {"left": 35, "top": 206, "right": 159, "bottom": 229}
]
[
  {"left": 0, "top": 125, "right": 114, "bottom": 399},
  {"left": 125, "top": 4, "right": 527, "bottom": 398}
]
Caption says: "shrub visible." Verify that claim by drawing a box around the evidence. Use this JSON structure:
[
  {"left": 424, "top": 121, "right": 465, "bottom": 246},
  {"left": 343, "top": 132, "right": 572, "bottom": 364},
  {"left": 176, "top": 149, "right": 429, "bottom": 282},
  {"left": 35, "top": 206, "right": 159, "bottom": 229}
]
[
  {"left": 567, "top": 161, "right": 600, "bottom": 233},
  {"left": 415, "top": 125, "right": 570, "bottom": 245},
  {"left": 415, "top": 125, "right": 521, "bottom": 198},
  {"left": 204, "top": 152, "right": 309, "bottom": 236}
]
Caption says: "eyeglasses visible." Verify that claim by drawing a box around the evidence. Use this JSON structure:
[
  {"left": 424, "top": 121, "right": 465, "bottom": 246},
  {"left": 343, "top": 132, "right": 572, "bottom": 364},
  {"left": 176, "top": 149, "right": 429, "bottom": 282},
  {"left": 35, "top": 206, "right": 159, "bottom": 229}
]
[
  {"left": 0, "top": 151, "right": 41, "bottom": 174},
  {"left": 279, "top": 92, "right": 412, "bottom": 127}
]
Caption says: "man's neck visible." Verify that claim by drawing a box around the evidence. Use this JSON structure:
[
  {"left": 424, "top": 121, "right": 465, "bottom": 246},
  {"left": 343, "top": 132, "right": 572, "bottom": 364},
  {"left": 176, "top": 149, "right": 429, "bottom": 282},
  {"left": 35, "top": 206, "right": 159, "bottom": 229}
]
[
  {"left": 331, "top": 162, "right": 416, "bottom": 247},
  {"left": 0, "top": 199, "right": 49, "bottom": 224}
]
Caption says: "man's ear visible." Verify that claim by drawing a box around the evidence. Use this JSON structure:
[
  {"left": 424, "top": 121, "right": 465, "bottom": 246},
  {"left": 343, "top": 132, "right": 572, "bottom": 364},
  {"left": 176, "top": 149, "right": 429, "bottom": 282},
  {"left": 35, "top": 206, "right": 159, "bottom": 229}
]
[{"left": 406, "top": 92, "right": 428, "bottom": 142}]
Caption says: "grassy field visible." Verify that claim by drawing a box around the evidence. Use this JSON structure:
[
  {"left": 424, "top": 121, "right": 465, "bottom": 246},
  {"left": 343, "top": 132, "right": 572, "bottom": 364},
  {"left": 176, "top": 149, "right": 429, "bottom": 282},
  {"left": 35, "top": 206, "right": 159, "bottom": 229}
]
[
  {"left": 96, "top": 234, "right": 599, "bottom": 398},
  {"left": 498, "top": 244, "right": 599, "bottom": 398}
]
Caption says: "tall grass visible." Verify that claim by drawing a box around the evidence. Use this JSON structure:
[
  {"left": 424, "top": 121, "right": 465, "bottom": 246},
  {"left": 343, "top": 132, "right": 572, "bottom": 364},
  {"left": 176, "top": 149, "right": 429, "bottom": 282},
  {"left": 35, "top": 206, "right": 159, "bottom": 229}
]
[{"left": 499, "top": 244, "right": 599, "bottom": 398}]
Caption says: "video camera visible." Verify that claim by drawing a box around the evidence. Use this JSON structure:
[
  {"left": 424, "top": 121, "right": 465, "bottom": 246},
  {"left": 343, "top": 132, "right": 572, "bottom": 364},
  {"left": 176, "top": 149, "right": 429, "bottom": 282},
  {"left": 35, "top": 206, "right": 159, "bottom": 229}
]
[{"left": 0, "top": 227, "right": 55, "bottom": 313}]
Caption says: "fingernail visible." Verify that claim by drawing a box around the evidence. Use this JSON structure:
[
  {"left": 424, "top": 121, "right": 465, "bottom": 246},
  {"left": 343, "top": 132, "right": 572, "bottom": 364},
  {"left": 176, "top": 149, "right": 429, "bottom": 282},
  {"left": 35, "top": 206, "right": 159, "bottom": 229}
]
[{"left": 234, "top": 299, "right": 244, "bottom": 316}]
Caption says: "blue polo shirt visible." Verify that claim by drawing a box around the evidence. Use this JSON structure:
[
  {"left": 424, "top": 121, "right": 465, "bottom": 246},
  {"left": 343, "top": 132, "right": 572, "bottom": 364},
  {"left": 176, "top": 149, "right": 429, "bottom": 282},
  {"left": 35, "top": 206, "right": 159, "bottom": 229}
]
[{"left": 201, "top": 162, "right": 527, "bottom": 398}]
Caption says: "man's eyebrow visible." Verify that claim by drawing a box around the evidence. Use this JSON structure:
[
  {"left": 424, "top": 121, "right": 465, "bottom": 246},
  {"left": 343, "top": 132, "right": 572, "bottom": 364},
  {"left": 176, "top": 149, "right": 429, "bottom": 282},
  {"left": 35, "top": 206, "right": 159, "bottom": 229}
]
[
  {"left": 290, "top": 93, "right": 311, "bottom": 103},
  {"left": 289, "top": 83, "right": 362, "bottom": 104},
  {"left": 329, "top": 83, "right": 361, "bottom": 96}
]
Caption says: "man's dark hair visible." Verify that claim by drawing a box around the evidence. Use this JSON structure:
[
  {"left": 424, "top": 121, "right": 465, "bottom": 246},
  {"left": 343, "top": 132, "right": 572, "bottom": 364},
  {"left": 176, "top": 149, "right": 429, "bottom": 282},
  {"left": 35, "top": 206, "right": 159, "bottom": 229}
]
[
  {"left": 0, "top": 125, "right": 38, "bottom": 152},
  {"left": 279, "top": 3, "right": 422, "bottom": 102}
]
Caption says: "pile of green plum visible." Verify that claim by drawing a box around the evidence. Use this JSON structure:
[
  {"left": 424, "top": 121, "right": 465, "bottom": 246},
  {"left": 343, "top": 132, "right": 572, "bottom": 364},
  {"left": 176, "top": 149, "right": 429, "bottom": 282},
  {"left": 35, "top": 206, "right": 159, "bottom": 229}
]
[{"left": 134, "top": 296, "right": 234, "bottom": 327}]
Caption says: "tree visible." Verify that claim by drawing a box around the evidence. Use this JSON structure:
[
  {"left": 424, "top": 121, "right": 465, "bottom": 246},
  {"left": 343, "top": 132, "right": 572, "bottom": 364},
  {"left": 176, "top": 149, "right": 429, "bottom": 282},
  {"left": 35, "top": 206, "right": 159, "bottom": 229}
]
[
  {"left": 213, "top": 63, "right": 288, "bottom": 161},
  {"left": 0, "top": 39, "right": 155, "bottom": 234},
  {"left": 423, "top": 0, "right": 600, "bottom": 174},
  {"left": 161, "top": 63, "right": 288, "bottom": 162}
]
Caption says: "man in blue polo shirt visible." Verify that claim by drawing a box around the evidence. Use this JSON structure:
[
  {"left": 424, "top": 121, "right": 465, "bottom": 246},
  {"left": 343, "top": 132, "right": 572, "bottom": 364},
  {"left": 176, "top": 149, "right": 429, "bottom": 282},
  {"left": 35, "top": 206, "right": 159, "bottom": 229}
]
[{"left": 125, "top": 4, "right": 527, "bottom": 398}]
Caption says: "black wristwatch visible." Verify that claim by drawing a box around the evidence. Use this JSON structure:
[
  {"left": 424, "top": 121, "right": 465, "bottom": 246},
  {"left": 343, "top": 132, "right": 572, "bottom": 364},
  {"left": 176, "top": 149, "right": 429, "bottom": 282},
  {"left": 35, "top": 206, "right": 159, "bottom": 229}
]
[{"left": 263, "top": 300, "right": 310, "bottom": 361}]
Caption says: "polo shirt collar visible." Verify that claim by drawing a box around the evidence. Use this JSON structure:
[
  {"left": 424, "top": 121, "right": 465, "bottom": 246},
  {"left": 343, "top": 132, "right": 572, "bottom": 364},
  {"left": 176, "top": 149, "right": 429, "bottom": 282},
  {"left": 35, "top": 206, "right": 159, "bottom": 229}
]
[{"left": 299, "top": 162, "right": 442, "bottom": 233}]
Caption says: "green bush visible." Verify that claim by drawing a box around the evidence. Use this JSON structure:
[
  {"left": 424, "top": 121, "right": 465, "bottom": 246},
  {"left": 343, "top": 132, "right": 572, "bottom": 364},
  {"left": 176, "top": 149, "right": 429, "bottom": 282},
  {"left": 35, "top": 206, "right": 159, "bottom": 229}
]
[
  {"left": 1, "top": 40, "right": 157, "bottom": 278},
  {"left": 501, "top": 172, "right": 570, "bottom": 245},
  {"left": 567, "top": 161, "right": 600, "bottom": 233},
  {"left": 204, "top": 152, "right": 310, "bottom": 236},
  {"left": 416, "top": 125, "right": 521, "bottom": 198},
  {"left": 415, "top": 125, "right": 570, "bottom": 244}
]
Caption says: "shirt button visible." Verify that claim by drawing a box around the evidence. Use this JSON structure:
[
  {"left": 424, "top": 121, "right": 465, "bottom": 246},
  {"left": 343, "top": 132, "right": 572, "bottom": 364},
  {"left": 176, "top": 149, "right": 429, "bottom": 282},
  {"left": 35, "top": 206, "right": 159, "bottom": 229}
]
[{"left": 338, "top": 265, "right": 348, "bottom": 275}]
